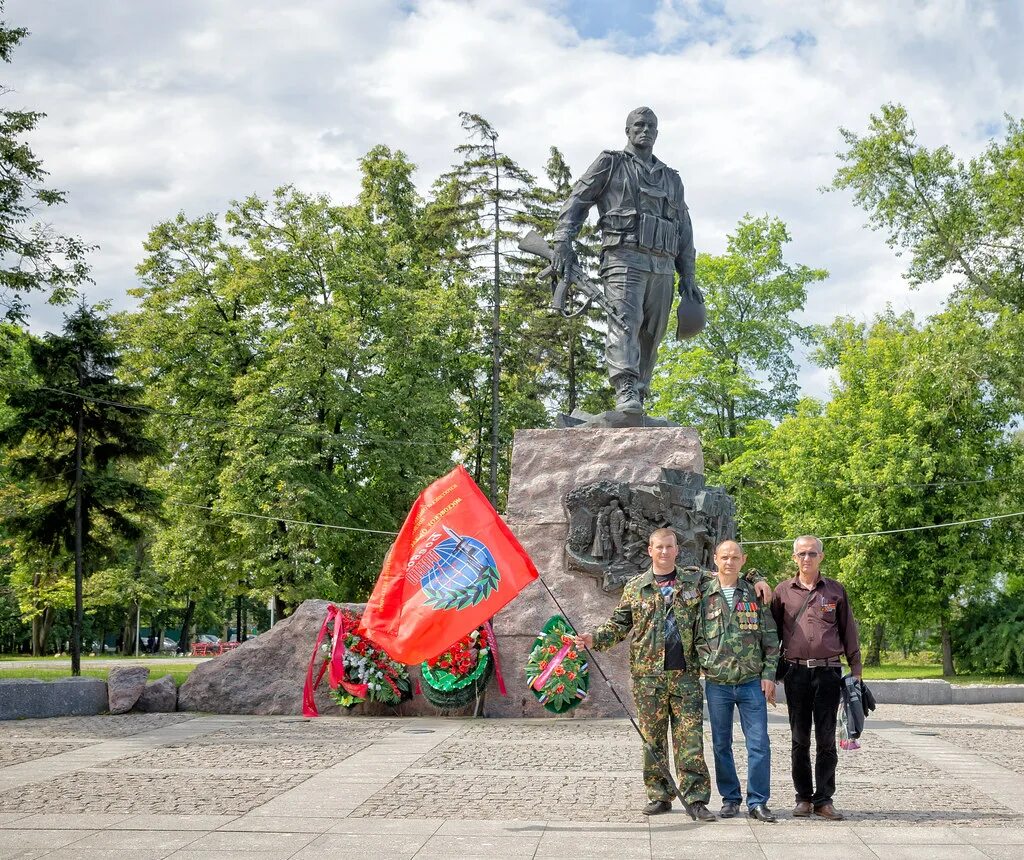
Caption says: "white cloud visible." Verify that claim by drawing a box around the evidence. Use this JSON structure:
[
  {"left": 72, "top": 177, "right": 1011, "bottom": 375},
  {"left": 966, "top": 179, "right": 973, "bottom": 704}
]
[{"left": 6, "top": 0, "right": 1023, "bottom": 399}]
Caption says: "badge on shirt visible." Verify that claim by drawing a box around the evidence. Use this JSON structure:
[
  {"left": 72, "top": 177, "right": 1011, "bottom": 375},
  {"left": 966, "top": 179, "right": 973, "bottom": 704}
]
[{"left": 735, "top": 601, "right": 760, "bottom": 631}]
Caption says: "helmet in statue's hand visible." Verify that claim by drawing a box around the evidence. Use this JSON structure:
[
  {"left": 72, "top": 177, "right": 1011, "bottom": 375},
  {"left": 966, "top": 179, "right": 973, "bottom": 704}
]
[{"left": 675, "top": 289, "right": 706, "bottom": 340}]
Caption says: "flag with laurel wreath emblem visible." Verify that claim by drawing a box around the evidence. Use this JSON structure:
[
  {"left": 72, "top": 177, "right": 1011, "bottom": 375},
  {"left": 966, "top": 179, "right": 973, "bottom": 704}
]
[{"left": 357, "top": 465, "right": 538, "bottom": 664}]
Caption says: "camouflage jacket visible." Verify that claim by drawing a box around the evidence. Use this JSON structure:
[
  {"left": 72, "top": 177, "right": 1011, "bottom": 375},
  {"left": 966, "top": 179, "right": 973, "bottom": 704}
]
[
  {"left": 591, "top": 565, "right": 764, "bottom": 678},
  {"left": 695, "top": 576, "right": 780, "bottom": 685}
]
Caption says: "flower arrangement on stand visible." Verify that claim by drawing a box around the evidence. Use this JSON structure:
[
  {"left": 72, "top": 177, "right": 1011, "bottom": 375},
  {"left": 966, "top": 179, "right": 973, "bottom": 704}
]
[
  {"left": 525, "top": 615, "right": 589, "bottom": 713},
  {"left": 324, "top": 609, "right": 412, "bottom": 709},
  {"left": 420, "top": 626, "right": 493, "bottom": 710}
]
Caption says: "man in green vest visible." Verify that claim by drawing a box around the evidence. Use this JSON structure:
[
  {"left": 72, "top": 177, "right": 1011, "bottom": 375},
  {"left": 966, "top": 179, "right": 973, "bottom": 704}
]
[{"left": 695, "top": 540, "right": 780, "bottom": 822}]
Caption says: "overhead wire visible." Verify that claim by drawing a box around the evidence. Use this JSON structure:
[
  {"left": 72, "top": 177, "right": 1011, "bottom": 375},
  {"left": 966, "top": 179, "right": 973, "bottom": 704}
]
[
  {"left": 12, "top": 383, "right": 1019, "bottom": 489},
  {"left": 742, "top": 510, "right": 1024, "bottom": 546},
  {"left": 167, "top": 501, "right": 400, "bottom": 536},
  {"left": 5, "top": 382, "right": 1023, "bottom": 545}
]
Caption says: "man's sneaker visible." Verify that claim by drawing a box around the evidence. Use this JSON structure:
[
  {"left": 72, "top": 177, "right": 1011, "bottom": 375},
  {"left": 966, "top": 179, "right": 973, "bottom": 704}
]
[
  {"left": 642, "top": 799, "right": 672, "bottom": 816},
  {"left": 684, "top": 801, "right": 716, "bottom": 821},
  {"left": 719, "top": 801, "right": 741, "bottom": 818}
]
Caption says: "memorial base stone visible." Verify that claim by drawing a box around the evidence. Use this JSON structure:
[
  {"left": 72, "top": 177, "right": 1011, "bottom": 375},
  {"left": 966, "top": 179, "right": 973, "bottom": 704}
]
[{"left": 485, "top": 426, "right": 704, "bottom": 718}]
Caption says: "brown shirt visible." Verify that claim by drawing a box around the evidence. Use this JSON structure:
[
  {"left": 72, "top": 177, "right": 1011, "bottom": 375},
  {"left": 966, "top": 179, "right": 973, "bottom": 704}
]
[{"left": 770, "top": 575, "right": 862, "bottom": 676}]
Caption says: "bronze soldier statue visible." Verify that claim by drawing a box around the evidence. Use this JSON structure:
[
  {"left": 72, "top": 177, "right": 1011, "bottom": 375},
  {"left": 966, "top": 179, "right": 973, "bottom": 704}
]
[{"left": 552, "top": 107, "right": 704, "bottom": 413}]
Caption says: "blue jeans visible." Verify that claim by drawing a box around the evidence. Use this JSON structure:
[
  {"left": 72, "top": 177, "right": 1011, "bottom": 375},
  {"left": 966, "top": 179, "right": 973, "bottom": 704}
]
[{"left": 705, "top": 678, "right": 771, "bottom": 808}]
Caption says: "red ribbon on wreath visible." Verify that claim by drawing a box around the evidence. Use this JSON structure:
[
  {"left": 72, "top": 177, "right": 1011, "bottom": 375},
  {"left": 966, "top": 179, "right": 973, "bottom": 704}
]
[
  {"left": 530, "top": 641, "right": 571, "bottom": 691},
  {"left": 484, "top": 620, "right": 507, "bottom": 696},
  {"left": 302, "top": 604, "right": 370, "bottom": 717}
]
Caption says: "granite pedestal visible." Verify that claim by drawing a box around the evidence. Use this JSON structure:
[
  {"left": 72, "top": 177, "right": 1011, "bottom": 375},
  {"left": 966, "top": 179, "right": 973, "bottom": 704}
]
[{"left": 485, "top": 426, "right": 704, "bottom": 718}]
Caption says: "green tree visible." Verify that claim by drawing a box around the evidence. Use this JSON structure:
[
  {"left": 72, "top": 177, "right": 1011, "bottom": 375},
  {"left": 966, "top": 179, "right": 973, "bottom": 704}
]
[
  {"left": 831, "top": 102, "right": 1024, "bottom": 313},
  {"left": 743, "top": 305, "right": 1023, "bottom": 674},
  {"left": 122, "top": 147, "right": 474, "bottom": 607},
  {"left": 0, "top": 305, "right": 162, "bottom": 661},
  {"left": 429, "top": 113, "right": 550, "bottom": 506},
  {"left": 648, "top": 214, "right": 826, "bottom": 472},
  {"left": 0, "top": 6, "right": 91, "bottom": 321},
  {"left": 118, "top": 208, "right": 263, "bottom": 639}
]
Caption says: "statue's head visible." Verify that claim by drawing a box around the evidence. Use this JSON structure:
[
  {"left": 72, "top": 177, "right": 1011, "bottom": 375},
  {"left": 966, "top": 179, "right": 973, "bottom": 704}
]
[{"left": 625, "top": 107, "right": 658, "bottom": 151}]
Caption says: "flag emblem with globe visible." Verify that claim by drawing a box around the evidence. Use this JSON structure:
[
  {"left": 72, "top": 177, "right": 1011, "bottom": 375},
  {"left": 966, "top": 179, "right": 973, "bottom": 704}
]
[
  {"left": 413, "top": 526, "right": 500, "bottom": 611},
  {"left": 359, "top": 465, "right": 538, "bottom": 665}
]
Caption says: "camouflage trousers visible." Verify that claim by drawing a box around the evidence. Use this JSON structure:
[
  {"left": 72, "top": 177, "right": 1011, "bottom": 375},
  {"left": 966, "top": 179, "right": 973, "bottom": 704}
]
[{"left": 634, "top": 670, "right": 710, "bottom": 804}]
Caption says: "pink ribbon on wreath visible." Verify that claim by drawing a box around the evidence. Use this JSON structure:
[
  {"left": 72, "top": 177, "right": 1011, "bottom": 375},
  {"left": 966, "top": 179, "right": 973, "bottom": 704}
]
[
  {"left": 531, "top": 641, "right": 571, "bottom": 692},
  {"left": 484, "top": 620, "right": 507, "bottom": 696},
  {"left": 302, "top": 604, "right": 370, "bottom": 717}
]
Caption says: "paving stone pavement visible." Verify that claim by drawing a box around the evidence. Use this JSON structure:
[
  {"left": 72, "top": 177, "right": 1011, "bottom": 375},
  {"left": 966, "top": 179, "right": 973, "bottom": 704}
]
[{"left": 0, "top": 703, "right": 1022, "bottom": 858}]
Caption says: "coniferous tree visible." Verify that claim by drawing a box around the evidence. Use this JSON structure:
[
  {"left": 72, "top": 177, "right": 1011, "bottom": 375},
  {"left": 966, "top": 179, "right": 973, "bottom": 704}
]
[
  {"left": 429, "top": 113, "right": 552, "bottom": 506},
  {"left": 0, "top": 6, "right": 91, "bottom": 321},
  {"left": 0, "top": 304, "right": 161, "bottom": 664}
]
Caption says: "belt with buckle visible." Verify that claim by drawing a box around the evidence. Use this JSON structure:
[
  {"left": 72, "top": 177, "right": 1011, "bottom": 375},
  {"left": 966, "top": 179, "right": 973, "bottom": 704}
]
[{"left": 788, "top": 657, "right": 842, "bottom": 668}]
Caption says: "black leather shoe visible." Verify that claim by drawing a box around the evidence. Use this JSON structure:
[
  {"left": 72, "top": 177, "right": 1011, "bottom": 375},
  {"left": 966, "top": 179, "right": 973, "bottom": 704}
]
[
  {"left": 748, "top": 803, "right": 777, "bottom": 823},
  {"left": 642, "top": 799, "right": 672, "bottom": 816},
  {"left": 684, "top": 801, "right": 716, "bottom": 822},
  {"left": 719, "top": 801, "right": 740, "bottom": 818}
]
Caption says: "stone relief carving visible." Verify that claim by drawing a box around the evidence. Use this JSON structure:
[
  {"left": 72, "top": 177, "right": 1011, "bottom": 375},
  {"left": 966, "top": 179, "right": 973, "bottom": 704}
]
[{"left": 564, "top": 469, "right": 736, "bottom": 592}]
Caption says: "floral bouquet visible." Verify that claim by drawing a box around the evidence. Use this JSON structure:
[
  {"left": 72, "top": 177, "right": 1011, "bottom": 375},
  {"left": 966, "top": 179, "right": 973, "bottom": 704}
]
[
  {"left": 420, "top": 625, "right": 493, "bottom": 710},
  {"left": 308, "top": 607, "right": 411, "bottom": 710},
  {"left": 525, "top": 615, "right": 589, "bottom": 714}
]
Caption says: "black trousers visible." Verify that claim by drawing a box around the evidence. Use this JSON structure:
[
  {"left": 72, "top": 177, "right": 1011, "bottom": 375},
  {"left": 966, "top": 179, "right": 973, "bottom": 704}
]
[{"left": 783, "top": 664, "right": 842, "bottom": 806}]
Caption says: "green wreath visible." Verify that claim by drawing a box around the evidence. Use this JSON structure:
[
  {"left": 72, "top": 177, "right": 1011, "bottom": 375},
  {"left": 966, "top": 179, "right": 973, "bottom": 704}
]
[
  {"left": 525, "top": 615, "right": 590, "bottom": 714},
  {"left": 421, "top": 652, "right": 493, "bottom": 710},
  {"left": 422, "top": 647, "right": 492, "bottom": 691}
]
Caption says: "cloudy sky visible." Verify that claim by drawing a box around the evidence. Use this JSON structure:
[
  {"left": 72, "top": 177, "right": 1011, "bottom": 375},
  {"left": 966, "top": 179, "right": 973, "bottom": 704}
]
[{"left": 6, "top": 0, "right": 1023, "bottom": 397}]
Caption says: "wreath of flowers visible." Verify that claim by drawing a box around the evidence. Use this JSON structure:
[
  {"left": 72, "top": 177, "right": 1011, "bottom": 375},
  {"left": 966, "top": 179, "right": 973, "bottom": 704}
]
[
  {"left": 422, "top": 626, "right": 491, "bottom": 691},
  {"left": 420, "top": 626, "right": 493, "bottom": 708},
  {"left": 525, "top": 615, "right": 589, "bottom": 713},
  {"left": 324, "top": 609, "right": 412, "bottom": 709}
]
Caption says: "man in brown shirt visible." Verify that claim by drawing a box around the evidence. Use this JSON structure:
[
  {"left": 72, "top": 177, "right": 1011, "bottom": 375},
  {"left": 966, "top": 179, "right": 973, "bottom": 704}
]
[{"left": 770, "top": 535, "right": 861, "bottom": 821}]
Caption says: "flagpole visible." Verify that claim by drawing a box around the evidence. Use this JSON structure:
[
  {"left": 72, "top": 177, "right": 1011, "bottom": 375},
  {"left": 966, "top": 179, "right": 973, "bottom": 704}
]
[{"left": 531, "top": 576, "right": 685, "bottom": 807}]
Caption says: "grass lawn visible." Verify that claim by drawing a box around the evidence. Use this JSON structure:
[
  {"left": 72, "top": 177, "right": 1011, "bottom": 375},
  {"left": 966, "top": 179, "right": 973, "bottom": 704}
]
[
  {"left": 0, "top": 653, "right": 186, "bottom": 661},
  {"left": 861, "top": 664, "right": 1024, "bottom": 685},
  {"left": 0, "top": 665, "right": 195, "bottom": 686},
  {"left": 3, "top": 659, "right": 1021, "bottom": 690}
]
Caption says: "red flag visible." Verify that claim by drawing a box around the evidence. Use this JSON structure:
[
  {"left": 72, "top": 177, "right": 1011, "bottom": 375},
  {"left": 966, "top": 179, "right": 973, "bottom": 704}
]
[{"left": 358, "top": 464, "right": 538, "bottom": 665}]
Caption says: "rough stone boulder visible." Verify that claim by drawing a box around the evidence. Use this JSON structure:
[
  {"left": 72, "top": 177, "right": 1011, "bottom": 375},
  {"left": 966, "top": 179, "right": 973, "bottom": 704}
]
[
  {"left": 107, "top": 666, "right": 150, "bottom": 714},
  {"left": 135, "top": 674, "right": 178, "bottom": 712},
  {"left": 178, "top": 599, "right": 436, "bottom": 716}
]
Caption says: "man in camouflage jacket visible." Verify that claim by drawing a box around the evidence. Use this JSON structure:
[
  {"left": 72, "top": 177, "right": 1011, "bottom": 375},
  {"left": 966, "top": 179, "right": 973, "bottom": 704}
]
[
  {"left": 577, "top": 529, "right": 772, "bottom": 819},
  {"left": 695, "top": 540, "right": 780, "bottom": 823}
]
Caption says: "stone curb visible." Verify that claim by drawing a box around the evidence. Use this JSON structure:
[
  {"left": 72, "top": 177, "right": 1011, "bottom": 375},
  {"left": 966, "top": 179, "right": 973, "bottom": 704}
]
[
  {"left": 0, "top": 677, "right": 108, "bottom": 720},
  {"left": 4, "top": 674, "right": 1023, "bottom": 720},
  {"left": 772, "top": 677, "right": 1024, "bottom": 705}
]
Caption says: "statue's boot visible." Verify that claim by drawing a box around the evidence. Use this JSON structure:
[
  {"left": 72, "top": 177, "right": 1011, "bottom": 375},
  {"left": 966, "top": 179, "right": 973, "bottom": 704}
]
[{"left": 613, "top": 374, "right": 642, "bottom": 413}]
